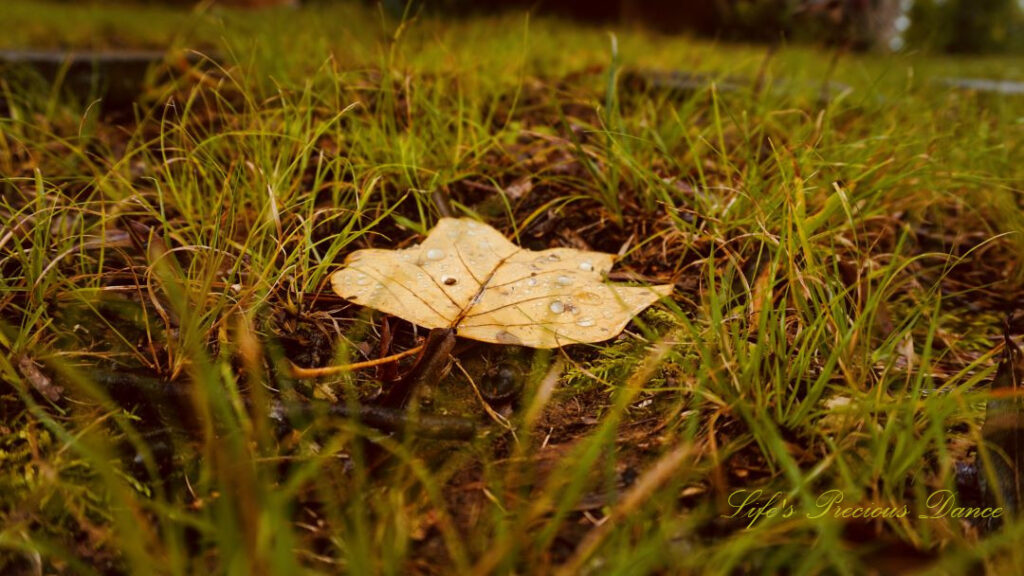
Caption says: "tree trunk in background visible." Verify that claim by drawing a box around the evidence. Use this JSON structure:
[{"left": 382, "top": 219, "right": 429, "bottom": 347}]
[
  {"left": 215, "top": 0, "right": 299, "bottom": 7},
  {"left": 619, "top": 0, "right": 717, "bottom": 33},
  {"left": 865, "top": 0, "right": 901, "bottom": 50}
]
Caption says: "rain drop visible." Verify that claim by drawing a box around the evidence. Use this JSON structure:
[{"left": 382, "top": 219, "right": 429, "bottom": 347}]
[
  {"left": 426, "top": 248, "right": 445, "bottom": 261},
  {"left": 356, "top": 275, "right": 370, "bottom": 286},
  {"left": 556, "top": 275, "right": 573, "bottom": 286},
  {"left": 527, "top": 278, "right": 538, "bottom": 287},
  {"left": 547, "top": 254, "right": 561, "bottom": 262},
  {"left": 549, "top": 301, "right": 565, "bottom": 314},
  {"left": 579, "top": 261, "right": 594, "bottom": 272},
  {"left": 577, "top": 318, "right": 595, "bottom": 327}
]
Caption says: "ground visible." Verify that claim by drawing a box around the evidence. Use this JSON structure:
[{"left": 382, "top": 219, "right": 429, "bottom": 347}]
[{"left": 1, "top": 1, "right": 1023, "bottom": 574}]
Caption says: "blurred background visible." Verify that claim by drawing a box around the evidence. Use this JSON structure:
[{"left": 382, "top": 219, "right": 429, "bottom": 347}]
[{"left": 39, "top": 0, "right": 1023, "bottom": 54}]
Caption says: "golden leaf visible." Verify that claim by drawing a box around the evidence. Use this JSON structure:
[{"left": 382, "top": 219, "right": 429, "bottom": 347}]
[{"left": 331, "top": 218, "right": 672, "bottom": 349}]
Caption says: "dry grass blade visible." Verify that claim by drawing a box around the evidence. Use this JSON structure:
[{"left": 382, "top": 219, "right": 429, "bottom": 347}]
[{"left": 555, "top": 441, "right": 695, "bottom": 576}]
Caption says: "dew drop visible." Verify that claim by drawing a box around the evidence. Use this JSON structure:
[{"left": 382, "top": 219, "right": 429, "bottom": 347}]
[
  {"left": 556, "top": 275, "right": 573, "bottom": 286},
  {"left": 356, "top": 275, "right": 370, "bottom": 286},
  {"left": 527, "top": 278, "right": 538, "bottom": 287},
  {"left": 547, "top": 254, "right": 561, "bottom": 262},
  {"left": 577, "top": 318, "right": 595, "bottom": 327},
  {"left": 442, "top": 276, "right": 457, "bottom": 286},
  {"left": 576, "top": 291, "right": 602, "bottom": 304},
  {"left": 579, "top": 261, "right": 594, "bottom": 272},
  {"left": 426, "top": 248, "right": 445, "bottom": 261},
  {"left": 549, "top": 301, "right": 565, "bottom": 314}
]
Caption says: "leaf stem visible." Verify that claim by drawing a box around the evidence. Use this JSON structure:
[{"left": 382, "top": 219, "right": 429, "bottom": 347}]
[{"left": 289, "top": 344, "right": 425, "bottom": 379}]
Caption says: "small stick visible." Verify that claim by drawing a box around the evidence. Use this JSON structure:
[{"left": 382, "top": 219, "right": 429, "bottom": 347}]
[{"left": 288, "top": 344, "right": 424, "bottom": 379}]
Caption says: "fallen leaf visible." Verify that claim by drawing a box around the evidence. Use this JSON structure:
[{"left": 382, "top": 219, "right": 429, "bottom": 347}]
[
  {"left": 332, "top": 218, "right": 672, "bottom": 348},
  {"left": 17, "top": 356, "right": 63, "bottom": 402},
  {"left": 503, "top": 177, "right": 533, "bottom": 200}
]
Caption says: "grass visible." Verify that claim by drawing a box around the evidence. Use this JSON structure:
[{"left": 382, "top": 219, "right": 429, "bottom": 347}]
[{"left": 1, "top": 1, "right": 1023, "bottom": 574}]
